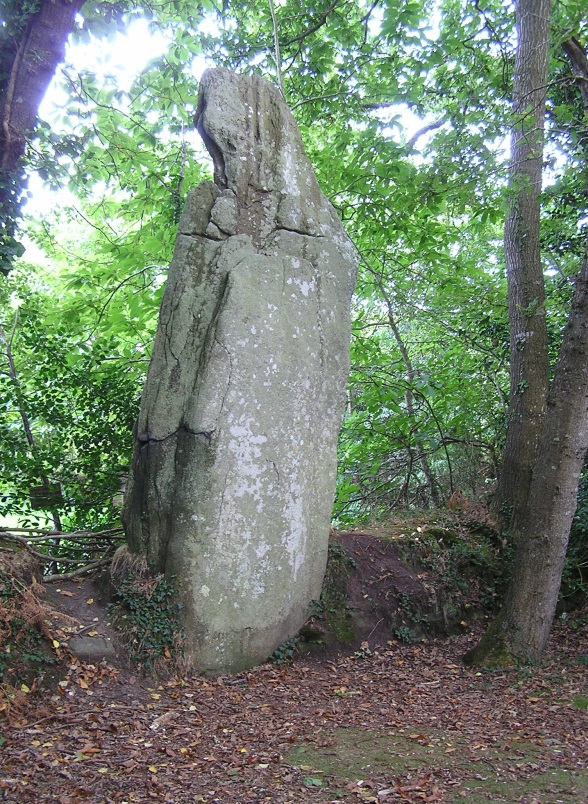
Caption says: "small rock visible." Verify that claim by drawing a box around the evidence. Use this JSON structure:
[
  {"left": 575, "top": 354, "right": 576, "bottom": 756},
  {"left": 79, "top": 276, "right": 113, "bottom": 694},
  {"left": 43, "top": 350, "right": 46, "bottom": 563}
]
[{"left": 68, "top": 635, "right": 116, "bottom": 662}]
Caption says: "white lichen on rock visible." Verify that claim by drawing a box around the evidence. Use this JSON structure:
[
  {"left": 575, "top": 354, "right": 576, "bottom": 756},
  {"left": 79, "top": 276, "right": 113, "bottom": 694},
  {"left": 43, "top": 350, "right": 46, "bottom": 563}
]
[{"left": 123, "top": 69, "right": 357, "bottom": 672}]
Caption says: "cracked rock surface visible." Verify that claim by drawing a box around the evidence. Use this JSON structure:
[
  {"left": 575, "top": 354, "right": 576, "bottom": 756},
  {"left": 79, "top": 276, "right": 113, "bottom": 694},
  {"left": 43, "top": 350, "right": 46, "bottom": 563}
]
[{"left": 122, "top": 68, "right": 357, "bottom": 673}]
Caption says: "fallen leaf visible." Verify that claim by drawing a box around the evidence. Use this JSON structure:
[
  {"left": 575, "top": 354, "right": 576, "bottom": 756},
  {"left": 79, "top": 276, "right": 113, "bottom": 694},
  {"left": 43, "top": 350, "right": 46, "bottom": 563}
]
[
  {"left": 59, "top": 590, "right": 75, "bottom": 597},
  {"left": 302, "top": 777, "right": 323, "bottom": 787},
  {"left": 79, "top": 745, "right": 100, "bottom": 754}
]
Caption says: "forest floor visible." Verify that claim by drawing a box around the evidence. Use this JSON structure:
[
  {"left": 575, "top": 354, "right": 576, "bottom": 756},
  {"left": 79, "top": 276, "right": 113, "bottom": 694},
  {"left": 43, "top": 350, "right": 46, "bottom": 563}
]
[{"left": 1, "top": 527, "right": 587, "bottom": 803}]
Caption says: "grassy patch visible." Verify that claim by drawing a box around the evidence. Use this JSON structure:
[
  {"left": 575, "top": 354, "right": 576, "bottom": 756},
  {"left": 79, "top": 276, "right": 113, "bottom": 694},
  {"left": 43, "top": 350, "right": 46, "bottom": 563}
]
[{"left": 286, "top": 726, "right": 587, "bottom": 803}]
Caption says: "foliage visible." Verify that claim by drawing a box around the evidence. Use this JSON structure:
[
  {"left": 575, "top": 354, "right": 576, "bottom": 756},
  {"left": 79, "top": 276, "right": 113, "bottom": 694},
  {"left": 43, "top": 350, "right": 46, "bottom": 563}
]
[
  {"left": 267, "top": 636, "right": 300, "bottom": 666},
  {"left": 416, "top": 526, "right": 511, "bottom": 618},
  {"left": 0, "top": 166, "right": 26, "bottom": 275},
  {"left": 1, "top": 0, "right": 587, "bottom": 632},
  {"left": 110, "top": 573, "right": 181, "bottom": 669},
  {"left": 0, "top": 267, "right": 144, "bottom": 531},
  {"left": 0, "top": 565, "right": 56, "bottom": 687},
  {"left": 393, "top": 625, "right": 418, "bottom": 643},
  {"left": 334, "top": 258, "right": 509, "bottom": 522}
]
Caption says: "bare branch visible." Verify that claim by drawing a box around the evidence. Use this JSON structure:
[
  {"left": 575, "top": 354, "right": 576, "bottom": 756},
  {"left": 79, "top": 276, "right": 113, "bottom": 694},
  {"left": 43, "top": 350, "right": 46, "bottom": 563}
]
[
  {"left": 280, "top": 0, "right": 340, "bottom": 48},
  {"left": 43, "top": 559, "right": 113, "bottom": 583},
  {"left": 268, "top": 0, "right": 285, "bottom": 99},
  {"left": 406, "top": 119, "right": 446, "bottom": 150}
]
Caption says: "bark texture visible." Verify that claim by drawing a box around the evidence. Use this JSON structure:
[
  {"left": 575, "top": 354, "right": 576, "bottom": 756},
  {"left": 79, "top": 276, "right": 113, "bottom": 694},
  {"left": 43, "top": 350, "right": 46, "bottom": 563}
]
[
  {"left": 123, "top": 69, "right": 357, "bottom": 673},
  {"left": 492, "top": 0, "right": 551, "bottom": 528},
  {"left": 0, "top": 0, "right": 85, "bottom": 273},
  {"left": 465, "top": 247, "right": 588, "bottom": 664},
  {"left": 465, "top": 35, "right": 588, "bottom": 666}
]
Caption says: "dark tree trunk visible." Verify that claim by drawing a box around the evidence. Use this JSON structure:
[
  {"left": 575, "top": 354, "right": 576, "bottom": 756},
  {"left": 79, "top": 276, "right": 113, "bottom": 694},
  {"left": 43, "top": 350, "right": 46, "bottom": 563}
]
[
  {"left": 0, "top": 0, "right": 85, "bottom": 273},
  {"left": 465, "top": 34, "right": 588, "bottom": 666},
  {"left": 465, "top": 242, "right": 588, "bottom": 664},
  {"left": 491, "top": 0, "right": 551, "bottom": 529}
]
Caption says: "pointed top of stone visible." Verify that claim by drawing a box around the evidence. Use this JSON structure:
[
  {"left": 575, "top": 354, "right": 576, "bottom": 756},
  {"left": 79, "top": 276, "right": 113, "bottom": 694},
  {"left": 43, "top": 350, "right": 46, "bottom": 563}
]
[{"left": 194, "top": 68, "right": 330, "bottom": 245}]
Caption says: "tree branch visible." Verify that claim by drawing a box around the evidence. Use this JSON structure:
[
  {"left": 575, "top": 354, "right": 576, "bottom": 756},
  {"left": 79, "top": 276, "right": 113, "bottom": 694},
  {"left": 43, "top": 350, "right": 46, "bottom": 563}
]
[
  {"left": 563, "top": 37, "right": 588, "bottom": 110},
  {"left": 280, "top": 0, "right": 340, "bottom": 47},
  {"left": 406, "top": 119, "right": 446, "bottom": 150},
  {"left": 43, "top": 558, "right": 113, "bottom": 583},
  {"left": 268, "top": 0, "right": 285, "bottom": 98}
]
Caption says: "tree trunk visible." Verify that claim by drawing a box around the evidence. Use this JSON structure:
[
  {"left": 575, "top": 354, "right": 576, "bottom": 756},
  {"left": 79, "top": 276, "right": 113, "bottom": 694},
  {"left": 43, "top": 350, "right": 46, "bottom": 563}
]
[
  {"left": 491, "top": 0, "right": 551, "bottom": 529},
  {"left": 465, "top": 240, "right": 588, "bottom": 664},
  {"left": 465, "top": 34, "right": 588, "bottom": 666},
  {"left": 0, "top": 0, "right": 85, "bottom": 273}
]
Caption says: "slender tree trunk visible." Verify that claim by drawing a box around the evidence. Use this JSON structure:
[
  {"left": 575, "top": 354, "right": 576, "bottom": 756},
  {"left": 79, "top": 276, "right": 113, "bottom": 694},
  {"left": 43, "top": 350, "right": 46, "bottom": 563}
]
[
  {"left": 386, "top": 310, "right": 443, "bottom": 507},
  {"left": 491, "top": 0, "right": 551, "bottom": 529},
  {"left": 465, "top": 34, "right": 588, "bottom": 666}
]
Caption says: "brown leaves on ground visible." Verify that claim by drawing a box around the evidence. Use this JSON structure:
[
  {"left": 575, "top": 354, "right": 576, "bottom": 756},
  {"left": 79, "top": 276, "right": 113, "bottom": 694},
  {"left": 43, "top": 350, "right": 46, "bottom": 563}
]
[{"left": 1, "top": 621, "right": 586, "bottom": 803}]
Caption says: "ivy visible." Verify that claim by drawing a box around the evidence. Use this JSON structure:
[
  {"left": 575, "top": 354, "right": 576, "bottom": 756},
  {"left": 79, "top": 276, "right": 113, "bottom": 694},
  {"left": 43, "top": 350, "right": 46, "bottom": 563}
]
[{"left": 110, "top": 574, "right": 181, "bottom": 669}]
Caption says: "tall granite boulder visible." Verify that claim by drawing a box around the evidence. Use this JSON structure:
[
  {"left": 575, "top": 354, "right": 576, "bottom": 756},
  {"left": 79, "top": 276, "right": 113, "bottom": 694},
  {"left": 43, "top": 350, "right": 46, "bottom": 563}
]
[{"left": 122, "top": 68, "right": 357, "bottom": 672}]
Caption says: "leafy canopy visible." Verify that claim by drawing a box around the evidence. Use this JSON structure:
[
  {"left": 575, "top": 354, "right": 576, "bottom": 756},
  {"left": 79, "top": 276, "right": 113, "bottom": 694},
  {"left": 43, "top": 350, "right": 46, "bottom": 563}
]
[{"left": 1, "top": 0, "right": 587, "bottom": 532}]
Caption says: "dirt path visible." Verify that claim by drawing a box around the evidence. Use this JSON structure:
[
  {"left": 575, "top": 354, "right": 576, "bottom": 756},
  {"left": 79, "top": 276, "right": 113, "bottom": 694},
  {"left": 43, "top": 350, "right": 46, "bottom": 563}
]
[
  {"left": 1, "top": 622, "right": 586, "bottom": 803},
  {"left": 41, "top": 574, "right": 122, "bottom": 666}
]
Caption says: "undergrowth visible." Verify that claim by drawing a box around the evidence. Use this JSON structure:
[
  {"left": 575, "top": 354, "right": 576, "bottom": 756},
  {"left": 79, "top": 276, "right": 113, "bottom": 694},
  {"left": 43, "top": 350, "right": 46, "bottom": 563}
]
[
  {"left": 0, "top": 562, "right": 57, "bottom": 717},
  {"left": 109, "top": 574, "right": 182, "bottom": 671},
  {"left": 315, "top": 542, "right": 357, "bottom": 644},
  {"left": 561, "top": 473, "right": 588, "bottom": 609},
  {"left": 268, "top": 637, "right": 300, "bottom": 665}
]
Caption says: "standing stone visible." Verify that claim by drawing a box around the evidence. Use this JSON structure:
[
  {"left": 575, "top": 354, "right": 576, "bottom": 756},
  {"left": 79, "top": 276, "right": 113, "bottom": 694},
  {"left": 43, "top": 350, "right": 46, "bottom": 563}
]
[{"left": 122, "top": 68, "right": 357, "bottom": 673}]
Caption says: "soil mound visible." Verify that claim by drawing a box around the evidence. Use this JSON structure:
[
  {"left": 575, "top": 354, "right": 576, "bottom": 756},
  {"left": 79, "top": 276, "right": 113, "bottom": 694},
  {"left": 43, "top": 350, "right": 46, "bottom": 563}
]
[{"left": 334, "top": 531, "right": 434, "bottom": 644}]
